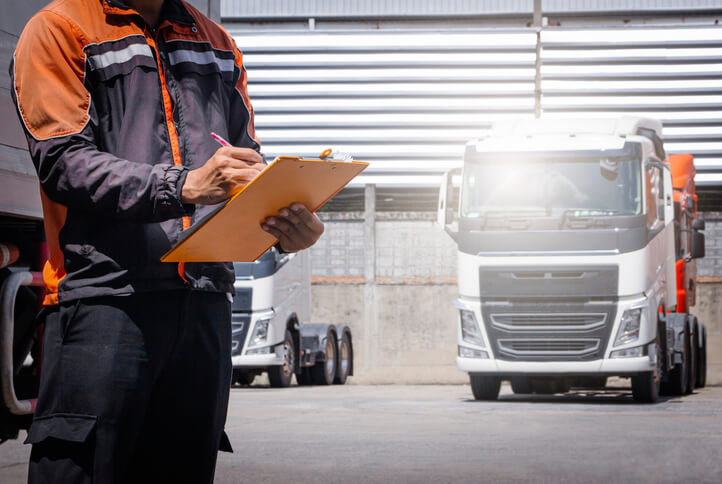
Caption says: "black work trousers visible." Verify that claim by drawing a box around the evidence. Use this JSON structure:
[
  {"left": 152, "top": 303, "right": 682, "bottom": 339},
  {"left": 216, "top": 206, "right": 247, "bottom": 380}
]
[{"left": 26, "top": 290, "right": 233, "bottom": 484}]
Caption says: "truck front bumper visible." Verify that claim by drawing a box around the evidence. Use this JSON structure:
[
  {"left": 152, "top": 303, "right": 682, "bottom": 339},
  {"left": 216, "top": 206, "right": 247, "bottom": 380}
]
[
  {"left": 457, "top": 355, "right": 655, "bottom": 376},
  {"left": 232, "top": 344, "right": 285, "bottom": 368}
]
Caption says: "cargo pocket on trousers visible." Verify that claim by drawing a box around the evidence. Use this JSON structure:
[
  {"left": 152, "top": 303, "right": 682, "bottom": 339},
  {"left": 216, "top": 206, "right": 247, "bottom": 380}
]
[
  {"left": 25, "top": 413, "right": 97, "bottom": 477},
  {"left": 219, "top": 431, "right": 233, "bottom": 453}
]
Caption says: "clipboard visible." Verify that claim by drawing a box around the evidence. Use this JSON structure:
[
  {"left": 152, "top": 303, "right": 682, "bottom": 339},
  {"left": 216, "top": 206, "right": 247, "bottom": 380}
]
[{"left": 161, "top": 156, "right": 369, "bottom": 262}]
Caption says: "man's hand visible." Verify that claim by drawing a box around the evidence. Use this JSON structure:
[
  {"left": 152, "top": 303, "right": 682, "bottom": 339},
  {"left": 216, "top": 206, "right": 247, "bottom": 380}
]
[
  {"left": 181, "top": 147, "right": 264, "bottom": 204},
  {"left": 262, "top": 203, "right": 325, "bottom": 253}
]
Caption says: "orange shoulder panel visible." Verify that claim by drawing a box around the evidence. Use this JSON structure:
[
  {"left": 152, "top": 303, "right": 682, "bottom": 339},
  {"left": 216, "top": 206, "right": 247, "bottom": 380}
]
[{"left": 13, "top": 10, "right": 90, "bottom": 140}]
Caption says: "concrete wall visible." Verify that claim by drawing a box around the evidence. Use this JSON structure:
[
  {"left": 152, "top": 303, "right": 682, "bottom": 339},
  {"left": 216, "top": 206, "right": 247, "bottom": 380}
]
[{"left": 311, "top": 211, "right": 722, "bottom": 385}]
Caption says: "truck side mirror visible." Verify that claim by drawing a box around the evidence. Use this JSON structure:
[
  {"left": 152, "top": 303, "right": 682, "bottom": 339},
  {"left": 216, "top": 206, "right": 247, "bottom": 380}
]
[
  {"left": 692, "top": 218, "right": 705, "bottom": 231},
  {"left": 437, "top": 167, "right": 461, "bottom": 238},
  {"left": 690, "top": 231, "right": 705, "bottom": 259}
]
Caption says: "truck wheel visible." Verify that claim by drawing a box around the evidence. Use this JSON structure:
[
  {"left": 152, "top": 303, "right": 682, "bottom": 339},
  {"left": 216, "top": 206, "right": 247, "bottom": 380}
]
[
  {"left": 510, "top": 377, "right": 532, "bottom": 394},
  {"left": 696, "top": 329, "right": 707, "bottom": 388},
  {"left": 269, "top": 330, "right": 295, "bottom": 388},
  {"left": 296, "top": 367, "right": 313, "bottom": 386},
  {"left": 311, "top": 332, "right": 337, "bottom": 385},
  {"left": 469, "top": 374, "right": 501, "bottom": 400},
  {"left": 667, "top": 325, "right": 690, "bottom": 396},
  {"left": 631, "top": 337, "right": 662, "bottom": 403},
  {"left": 233, "top": 370, "right": 255, "bottom": 386},
  {"left": 333, "top": 332, "right": 352, "bottom": 385}
]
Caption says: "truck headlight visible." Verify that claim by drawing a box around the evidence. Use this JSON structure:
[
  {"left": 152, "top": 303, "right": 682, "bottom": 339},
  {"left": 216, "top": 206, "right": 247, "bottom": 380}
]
[
  {"left": 460, "top": 310, "right": 485, "bottom": 347},
  {"left": 248, "top": 319, "right": 270, "bottom": 348},
  {"left": 614, "top": 308, "right": 642, "bottom": 347}
]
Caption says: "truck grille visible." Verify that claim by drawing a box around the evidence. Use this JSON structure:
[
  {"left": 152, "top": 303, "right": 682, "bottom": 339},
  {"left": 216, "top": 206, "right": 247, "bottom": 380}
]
[
  {"left": 497, "top": 338, "right": 600, "bottom": 358},
  {"left": 480, "top": 295, "right": 617, "bottom": 362},
  {"left": 490, "top": 313, "right": 607, "bottom": 332}
]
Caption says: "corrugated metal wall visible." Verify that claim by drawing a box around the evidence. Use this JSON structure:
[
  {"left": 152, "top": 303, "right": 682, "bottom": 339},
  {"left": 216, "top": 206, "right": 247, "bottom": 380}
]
[
  {"left": 237, "top": 29, "right": 537, "bottom": 188},
  {"left": 225, "top": 8, "right": 722, "bottom": 209},
  {"left": 541, "top": 27, "right": 722, "bottom": 190},
  {"left": 223, "top": 0, "right": 722, "bottom": 19}
]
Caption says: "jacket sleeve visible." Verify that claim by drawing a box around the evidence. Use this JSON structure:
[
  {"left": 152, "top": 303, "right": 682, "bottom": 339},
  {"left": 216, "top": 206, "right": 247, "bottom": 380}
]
[
  {"left": 227, "top": 38, "right": 262, "bottom": 153},
  {"left": 11, "top": 11, "right": 192, "bottom": 223}
]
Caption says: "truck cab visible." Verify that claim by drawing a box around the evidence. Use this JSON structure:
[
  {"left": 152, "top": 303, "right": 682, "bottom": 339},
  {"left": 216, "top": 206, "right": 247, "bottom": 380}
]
[
  {"left": 231, "top": 248, "right": 353, "bottom": 387},
  {"left": 438, "top": 117, "right": 706, "bottom": 402}
]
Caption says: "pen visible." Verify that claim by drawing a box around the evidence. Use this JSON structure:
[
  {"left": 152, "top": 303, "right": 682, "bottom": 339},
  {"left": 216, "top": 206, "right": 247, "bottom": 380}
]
[{"left": 210, "top": 131, "right": 231, "bottom": 147}]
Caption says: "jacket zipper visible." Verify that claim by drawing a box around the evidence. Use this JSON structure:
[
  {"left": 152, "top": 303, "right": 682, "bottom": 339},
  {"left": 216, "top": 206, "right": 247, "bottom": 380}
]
[{"left": 146, "top": 25, "right": 191, "bottom": 285}]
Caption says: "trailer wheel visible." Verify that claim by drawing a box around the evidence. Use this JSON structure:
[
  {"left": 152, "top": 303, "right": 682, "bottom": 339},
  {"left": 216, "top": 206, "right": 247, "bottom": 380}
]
[
  {"left": 632, "top": 332, "right": 662, "bottom": 403},
  {"left": 296, "top": 368, "right": 312, "bottom": 386},
  {"left": 696, "top": 328, "right": 707, "bottom": 388},
  {"left": 469, "top": 374, "right": 501, "bottom": 401},
  {"left": 333, "top": 332, "right": 352, "bottom": 385},
  {"left": 510, "top": 377, "right": 532, "bottom": 394},
  {"left": 666, "top": 325, "right": 690, "bottom": 396},
  {"left": 269, "top": 330, "right": 295, "bottom": 388},
  {"left": 311, "top": 332, "right": 337, "bottom": 385}
]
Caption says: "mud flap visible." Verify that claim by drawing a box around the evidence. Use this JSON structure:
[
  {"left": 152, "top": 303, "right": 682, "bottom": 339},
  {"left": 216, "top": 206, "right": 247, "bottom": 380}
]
[{"left": 219, "top": 430, "right": 233, "bottom": 453}]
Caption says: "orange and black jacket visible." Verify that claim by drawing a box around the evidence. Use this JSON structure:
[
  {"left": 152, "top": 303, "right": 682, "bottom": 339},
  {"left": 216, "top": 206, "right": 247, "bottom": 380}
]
[{"left": 11, "top": 0, "right": 259, "bottom": 305}]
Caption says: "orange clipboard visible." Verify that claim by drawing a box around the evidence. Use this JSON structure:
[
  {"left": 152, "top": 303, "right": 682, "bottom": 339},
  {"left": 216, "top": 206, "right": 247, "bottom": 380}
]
[{"left": 161, "top": 156, "right": 369, "bottom": 262}]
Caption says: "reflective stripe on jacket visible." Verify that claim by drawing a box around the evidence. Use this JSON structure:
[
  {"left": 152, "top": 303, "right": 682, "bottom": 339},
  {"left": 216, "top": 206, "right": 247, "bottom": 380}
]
[{"left": 11, "top": 0, "right": 259, "bottom": 305}]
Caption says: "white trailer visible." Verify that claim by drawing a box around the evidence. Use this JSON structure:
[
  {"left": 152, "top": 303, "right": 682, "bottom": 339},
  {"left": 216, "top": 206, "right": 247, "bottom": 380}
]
[
  {"left": 230, "top": 248, "right": 353, "bottom": 387},
  {"left": 438, "top": 117, "right": 707, "bottom": 403}
]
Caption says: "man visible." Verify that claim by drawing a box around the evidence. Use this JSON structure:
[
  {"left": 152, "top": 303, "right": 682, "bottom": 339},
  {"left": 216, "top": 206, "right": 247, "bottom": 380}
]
[{"left": 11, "top": 0, "right": 323, "bottom": 482}]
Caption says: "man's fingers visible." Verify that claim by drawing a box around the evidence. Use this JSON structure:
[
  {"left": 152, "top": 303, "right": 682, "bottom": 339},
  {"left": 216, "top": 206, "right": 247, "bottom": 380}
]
[
  {"left": 265, "top": 216, "right": 298, "bottom": 238},
  {"left": 227, "top": 167, "right": 264, "bottom": 184},
  {"left": 222, "top": 147, "right": 264, "bottom": 164},
  {"left": 261, "top": 223, "right": 295, "bottom": 249},
  {"left": 278, "top": 207, "right": 304, "bottom": 227},
  {"left": 290, "top": 203, "right": 321, "bottom": 228}
]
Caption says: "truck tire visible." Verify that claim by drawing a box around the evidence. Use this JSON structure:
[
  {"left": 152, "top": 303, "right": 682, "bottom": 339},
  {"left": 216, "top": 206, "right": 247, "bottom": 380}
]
[
  {"left": 666, "top": 325, "right": 690, "bottom": 396},
  {"left": 632, "top": 372, "right": 659, "bottom": 403},
  {"left": 632, "top": 332, "right": 662, "bottom": 403},
  {"left": 510, "top": 377, "right": 532, "bottom": 394},
  {"left": 311, "top": 332, "right": 337, "bottom": 385},
  {"left": 269, "top": 330, "right": 295, "bottom": 388},
  {"left": 696, "top": 328, "right": 707, "bottom": 388},
  {"left": 233, "top": 370, "right": 255, "bottom": 386},
  {"left": 296, "top": 367, "right": 313, "bottom": 386},
  {"left": 469, "top": 374, "right": 501, "bottom": 400},
  {"left": 333, "top": 332, "right": 352, "bottom": 385}
]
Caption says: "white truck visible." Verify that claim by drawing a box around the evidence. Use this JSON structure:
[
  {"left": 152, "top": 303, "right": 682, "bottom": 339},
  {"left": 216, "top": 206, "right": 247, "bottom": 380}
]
[
  {"left": 230, "top": 248, "right": 353, "bottom": 387},
  {"left": 438, "top": 117, "right": 707, "bottom": 403}
]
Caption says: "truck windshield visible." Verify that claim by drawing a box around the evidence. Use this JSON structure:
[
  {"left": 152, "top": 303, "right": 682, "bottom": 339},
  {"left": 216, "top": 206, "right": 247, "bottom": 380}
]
[{"left": 461, "top": 156, "right": 642, "bottom": 220}]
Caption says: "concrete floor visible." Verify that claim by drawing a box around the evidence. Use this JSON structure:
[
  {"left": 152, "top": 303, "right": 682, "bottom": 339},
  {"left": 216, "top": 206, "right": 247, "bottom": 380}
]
[{"left": 1, "top": 384, "right": 721, "bottom": 483}]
